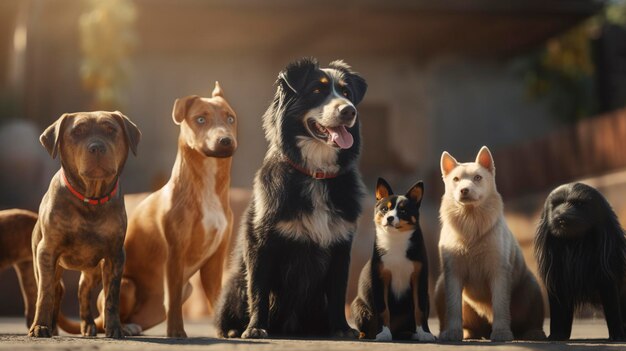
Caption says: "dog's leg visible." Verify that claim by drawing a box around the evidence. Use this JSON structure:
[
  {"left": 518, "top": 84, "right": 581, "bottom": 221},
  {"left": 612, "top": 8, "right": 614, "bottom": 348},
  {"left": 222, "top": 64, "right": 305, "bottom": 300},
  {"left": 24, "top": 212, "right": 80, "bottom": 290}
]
[
  {"left": 374, "top": 269, "right": 392, "bottom": 341},
  {"left": 438, "top": 255, "right": 463, "bottom": 341},
  {"left": 165, "top": 248, "right": 187, "bottom": 338},
  {"left": 199, "top": 229, "right": 230, "bottom": 315},
  {"left": 547, "top": 292, "right": 573, "bottom": 340},
  {"left": 241, "top": 242, "right": 273, "bottom": 339},
  {"left": 410, "top": 263, "right": 435, "bottom": 342},
  {"left": 29, "top": 243, "right": 60, "bottom": 338},
  {"left": 351, "top": 296, "right": 378, "bottom": 339},
  {"left": 14, "top": 260, "right": 37, "bottom": 329},
  {"left": 489, "top": 270, "right": 514, "bottom": 341},
  {"left": 101, "top": 250, "right": 125, "bottom": 339},
  {"left": 600, "top": 283, "right": 626, "bottom": 341},
  {"left": 78, "top": 268, "right": 100, "bottom": 336},
  {"left": 326, "top": 240, "right": 358, "bottom": 339}
]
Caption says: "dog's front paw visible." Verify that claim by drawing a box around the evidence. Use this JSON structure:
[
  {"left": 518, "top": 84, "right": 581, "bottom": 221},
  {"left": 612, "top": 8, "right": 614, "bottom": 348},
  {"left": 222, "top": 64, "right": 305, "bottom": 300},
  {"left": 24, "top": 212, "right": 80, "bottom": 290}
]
[
  {"left": 106, "top": 325, "right": 125, "bottom": 339},
  {"left": 123, "top": 323, "right": 142, "bottom": 336},
  {"left": 375, "top": 326, "right": 393, "bottom": 341},
  {"left": 412, "top": 327, "right": 436, "bottom": 342},
  {"left": 29, "top": 325, "right": 52, "bottom": 338},
  {"left": 490, "top": 328, "right": 514, "bottom": 342},
  {"left": 241, "top": 327, "right": 268, "bottom": 339},
  {"left": 81, "top": 320, "right": 97, "bottom": 337},
  {"left": 439, "top": 328, "right": 463, "bottom": 342}
]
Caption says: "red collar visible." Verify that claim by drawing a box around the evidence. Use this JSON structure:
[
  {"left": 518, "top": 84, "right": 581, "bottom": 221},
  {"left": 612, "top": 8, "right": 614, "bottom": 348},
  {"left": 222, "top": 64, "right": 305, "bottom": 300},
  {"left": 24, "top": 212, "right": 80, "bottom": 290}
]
[
  {"left": 61, "top": 170, "right": 119, "bottom": 205},
  {"left": 285, "top": 157, "right": 339, "bottom": 180}
]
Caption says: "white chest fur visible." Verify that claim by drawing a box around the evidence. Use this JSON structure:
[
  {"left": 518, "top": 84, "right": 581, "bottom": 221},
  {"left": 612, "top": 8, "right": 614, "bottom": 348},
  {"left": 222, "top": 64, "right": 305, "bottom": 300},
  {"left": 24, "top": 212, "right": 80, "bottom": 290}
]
[
  {"left": 276, "top": 181, "right": 354, "bottom": 247},
  {"left": 377, "top": 227, "right": 414, "bottom": 299},
  {"left": 199, "top": 158, "right": 228, "bottom": 257}
]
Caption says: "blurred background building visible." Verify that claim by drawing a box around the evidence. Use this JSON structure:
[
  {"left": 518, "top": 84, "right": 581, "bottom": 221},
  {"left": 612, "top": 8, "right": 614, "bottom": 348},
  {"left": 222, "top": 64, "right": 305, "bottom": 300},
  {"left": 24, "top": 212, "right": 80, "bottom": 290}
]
[{"left": 1, "top": 0, "right": 625, "bottom": 323}]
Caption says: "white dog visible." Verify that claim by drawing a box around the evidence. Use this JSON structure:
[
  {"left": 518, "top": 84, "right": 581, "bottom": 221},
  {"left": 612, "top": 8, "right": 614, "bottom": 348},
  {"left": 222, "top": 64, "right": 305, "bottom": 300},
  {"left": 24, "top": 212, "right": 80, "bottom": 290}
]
[{"left": 434, "top": 146, "right": 545, "bottom": 342}]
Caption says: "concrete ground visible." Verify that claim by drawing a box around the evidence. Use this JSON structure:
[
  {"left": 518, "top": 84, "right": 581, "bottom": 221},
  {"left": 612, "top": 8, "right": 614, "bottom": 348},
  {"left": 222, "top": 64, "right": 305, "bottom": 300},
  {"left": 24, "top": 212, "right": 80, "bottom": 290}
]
[{"left": 2, "top": 318, "right": 626, "bottom": 351}]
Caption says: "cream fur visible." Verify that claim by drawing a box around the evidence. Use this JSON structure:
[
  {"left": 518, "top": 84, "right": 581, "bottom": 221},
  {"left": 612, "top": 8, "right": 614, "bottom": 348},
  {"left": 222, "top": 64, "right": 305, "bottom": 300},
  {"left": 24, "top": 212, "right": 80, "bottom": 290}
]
[{"left": 435, "top": 147, "right": 545, "bottom": 342}]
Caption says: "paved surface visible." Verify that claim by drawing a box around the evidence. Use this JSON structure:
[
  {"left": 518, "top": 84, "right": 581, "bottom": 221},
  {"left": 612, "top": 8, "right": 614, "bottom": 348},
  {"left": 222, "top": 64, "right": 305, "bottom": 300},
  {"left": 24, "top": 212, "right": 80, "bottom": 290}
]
[{"left": 1, "top": 318, "right": 626, "bottom": 350}]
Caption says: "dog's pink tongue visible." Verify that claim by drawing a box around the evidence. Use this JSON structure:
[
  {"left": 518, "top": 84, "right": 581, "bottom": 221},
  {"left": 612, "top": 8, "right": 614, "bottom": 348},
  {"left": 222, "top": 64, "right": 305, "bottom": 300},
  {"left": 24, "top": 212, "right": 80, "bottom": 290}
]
[{"left": 327, "top": 126, "right": 354, "bottom": 149}]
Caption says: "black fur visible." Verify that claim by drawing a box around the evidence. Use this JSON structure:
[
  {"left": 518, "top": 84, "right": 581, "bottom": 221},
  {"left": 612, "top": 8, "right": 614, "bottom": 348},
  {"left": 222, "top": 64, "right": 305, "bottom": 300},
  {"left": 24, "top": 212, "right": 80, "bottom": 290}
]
[
  {"left": 535, "top": 182, "right": 626, "bottom": 341},
  {"left": 351, "top": 178, "right": 432, "bottom": 340},
  {"left": 215, "top": 58, "right": 367, "bottom": 339}
]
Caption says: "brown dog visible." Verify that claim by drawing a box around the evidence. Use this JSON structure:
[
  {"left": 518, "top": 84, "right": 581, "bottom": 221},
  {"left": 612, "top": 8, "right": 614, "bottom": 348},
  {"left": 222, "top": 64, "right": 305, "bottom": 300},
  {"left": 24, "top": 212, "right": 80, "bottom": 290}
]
[
  {"left": 0, "top": 209, "right": 38, "bottom": 329},
  {"left": 29, "top": 111, "right": 140, "bottom": 338},
  {"left": 109, "top": 82, "right": 237, "bottom": 337}
]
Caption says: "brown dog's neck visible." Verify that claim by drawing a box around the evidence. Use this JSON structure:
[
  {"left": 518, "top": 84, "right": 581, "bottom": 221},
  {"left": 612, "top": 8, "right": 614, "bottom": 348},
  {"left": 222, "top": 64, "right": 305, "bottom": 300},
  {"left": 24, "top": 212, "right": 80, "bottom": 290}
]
[
  {"left": 168, "top": 143, "right": 232, "bottom": 199},
  {"left": 59, "top": 167, "right": 119, "bottom": 200}
]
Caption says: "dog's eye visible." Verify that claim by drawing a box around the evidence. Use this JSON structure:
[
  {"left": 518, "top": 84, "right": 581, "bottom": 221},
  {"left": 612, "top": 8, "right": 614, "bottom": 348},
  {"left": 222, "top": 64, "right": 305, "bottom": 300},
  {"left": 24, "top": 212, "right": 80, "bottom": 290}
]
[
  {"left": 453, "top": 177, "right": 459, "bottom": 182},
  {"left": 313, "top": 88, "right": 321, "bottom": 94},
  {"left": 71, "top": 126, "right": 86, "bottom": 137},
  {"left": 227, "top": 116, "right": 235, "bottom": 124},
  {"left": 196, "top": 116, "right": 206, "bottom": 124},
  {"left": 474, "top": 175, "right": 482, "bottom": 181},
  {"left": 380, "top": 207, "right": 388, "bottom": 213},
  {"left": 342, "top": 89, "right": 350, "bottom": 98}
]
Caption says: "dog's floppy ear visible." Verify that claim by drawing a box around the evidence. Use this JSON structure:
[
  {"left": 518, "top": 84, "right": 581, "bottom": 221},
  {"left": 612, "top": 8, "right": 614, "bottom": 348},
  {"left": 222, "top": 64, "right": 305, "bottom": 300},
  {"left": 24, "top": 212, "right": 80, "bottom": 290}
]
[
  {"left": 40, "top": 113, "right": 73, "bottom": 159},
  {"left": 405, "top": 181, "right": 424, "bottom": 207},
  {"left": 112, "top": 111, "right": 141, "bottom": 156},
  {"left": 534, "top": 194, "right": 554, "bottom": 284},
  {"left": 212, "top": 81, "right": 224, "bottom": 98},
  {"left": 376, "top": 178, "right": 393, "bottom": 201},
  {"left": 278, "top": 57, "right": 318, "bottom": 94},
  {"left": 347, "top": 73, "right": 367, "bottom": 105},
  {"left": 476, "top": 146, "right": 495, "bottom": 173},
  {"left": 172, "top": 95, "right": 200, "bottom": 125},
  {"left": 440, "top": 151, "right": 458, "bottom": 177},
  {"left": 329, "top": 60, "right": 368, "bottom": 105}
]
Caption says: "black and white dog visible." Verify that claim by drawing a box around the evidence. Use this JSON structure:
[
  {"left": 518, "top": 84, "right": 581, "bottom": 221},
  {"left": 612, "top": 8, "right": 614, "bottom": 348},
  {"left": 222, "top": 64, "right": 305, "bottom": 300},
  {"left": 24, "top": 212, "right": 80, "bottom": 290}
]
[
  {"left": 215, "top": 58, "right": 367, "bottom": 339},
  {"left": 351, "top": 178, "right": 435, "bottom": 342}
]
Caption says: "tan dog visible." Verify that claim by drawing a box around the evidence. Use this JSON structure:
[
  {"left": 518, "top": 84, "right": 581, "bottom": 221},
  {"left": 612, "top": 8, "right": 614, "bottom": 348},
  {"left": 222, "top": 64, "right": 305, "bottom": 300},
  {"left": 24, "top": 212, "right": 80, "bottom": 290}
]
[
  {"left": 0, "top": 209, "right": 38, "bottom": 329},
  {"left": 434, "top": 146, "right": 545, "bottom": 341},
  {"left": 111, "top": 82, "right": 237, "bottom": 337},
  {"left": 29, "top": 111, "right": 140, "bottom": 338}
]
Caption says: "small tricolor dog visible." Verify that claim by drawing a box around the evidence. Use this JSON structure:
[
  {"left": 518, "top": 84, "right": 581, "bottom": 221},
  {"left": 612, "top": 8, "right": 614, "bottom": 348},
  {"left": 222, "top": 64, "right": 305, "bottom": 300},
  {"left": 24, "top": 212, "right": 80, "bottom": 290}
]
[{"left": 351, "top": 178, "right": 435, "bottom": 341}]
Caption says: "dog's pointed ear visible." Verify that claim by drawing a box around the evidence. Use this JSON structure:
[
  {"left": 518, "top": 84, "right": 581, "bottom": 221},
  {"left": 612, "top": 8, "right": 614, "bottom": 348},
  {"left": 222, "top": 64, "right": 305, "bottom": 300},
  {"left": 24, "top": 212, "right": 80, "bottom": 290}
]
[
  {"left": 405, "top": 181, "right": 424, "bottom": 207},
  {"left": 212, "top": 81, "right": 224, "bottom": 98},
  {"left": 440, "top": 151, "right": 459, "bottom": 177},
  {"left": 376, "top": 178, "right": 393, "bottom": 201},
  {"left": 40, "top": 113, "right": 73, "bottom": 159},
  {"left": 112, "top": 111, "right": 141, "bottom": 156},
  {"left": 476, "top": 146, "right": 495, "bottom": 173},
  {"left": 172, "top": 95, "right": 200, "bottom": 125},
  {"left": 278, "top": 57, "right": 318, "bottom": 94}
]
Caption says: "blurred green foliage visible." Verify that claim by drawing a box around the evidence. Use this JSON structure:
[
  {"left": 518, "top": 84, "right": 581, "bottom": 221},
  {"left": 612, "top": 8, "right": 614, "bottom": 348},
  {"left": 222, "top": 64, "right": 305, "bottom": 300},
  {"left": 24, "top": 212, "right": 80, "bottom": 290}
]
[
  {"left": 80, "top": 0, "right": 137, "bottom": 110},
  {"left": 522, "top": 0, "right": 626, "bottom": 122}
]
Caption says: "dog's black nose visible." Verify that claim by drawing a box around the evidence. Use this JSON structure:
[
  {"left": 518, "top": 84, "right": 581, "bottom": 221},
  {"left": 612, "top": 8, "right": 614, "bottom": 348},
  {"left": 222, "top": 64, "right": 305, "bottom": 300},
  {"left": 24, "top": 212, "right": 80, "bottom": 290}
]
[
  {"left": 219, "top": 137, "right": 232, "bottom": 147},
  {"left": 88, "top": 141, "right": 106, "bottom": 154},
  {"left": 460, "top": 188, "right": 469, "bottom": 196},
  {"left": 386, "top": 216, "right": 394, "bottom": 225},
  {"left": 338, "top": 105, "right": 356, "bottom": 121}
]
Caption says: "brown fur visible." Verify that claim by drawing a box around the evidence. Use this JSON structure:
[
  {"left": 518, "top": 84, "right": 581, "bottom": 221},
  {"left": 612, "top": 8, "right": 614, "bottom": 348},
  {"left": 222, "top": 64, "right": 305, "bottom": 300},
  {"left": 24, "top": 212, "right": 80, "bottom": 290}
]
[
  {"left": 103, "top": 82, "right": 237, "bottom": 338},
  {"left": 0, "top": 209, "right": 38, "bottom": 329},
  {"left": 29, "top": 111, "right": 140, "bottom": 339}
]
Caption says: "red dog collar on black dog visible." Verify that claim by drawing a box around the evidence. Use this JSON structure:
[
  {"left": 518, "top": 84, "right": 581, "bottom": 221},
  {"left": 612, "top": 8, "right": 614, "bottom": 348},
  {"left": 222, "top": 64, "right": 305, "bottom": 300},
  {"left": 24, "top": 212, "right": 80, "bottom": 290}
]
[
  {"left": 61, "top": 170, "right": 119, "bottom": 205},
  {"left": 284, "top": 157, "right": 339, "bottom": 180}
]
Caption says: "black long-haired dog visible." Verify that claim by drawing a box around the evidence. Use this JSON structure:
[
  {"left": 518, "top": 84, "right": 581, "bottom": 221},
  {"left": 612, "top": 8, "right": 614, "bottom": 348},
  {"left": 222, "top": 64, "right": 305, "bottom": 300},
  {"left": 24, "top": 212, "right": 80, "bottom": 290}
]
[
  {"left": 215, "top": 57, "right": 367, "bottom": 339},
  {"left": 535, "top": 182, "right": 626, "bottom": 341},
  {"left": 351, "top": 178, "right": 435, "bottom": 342}
]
